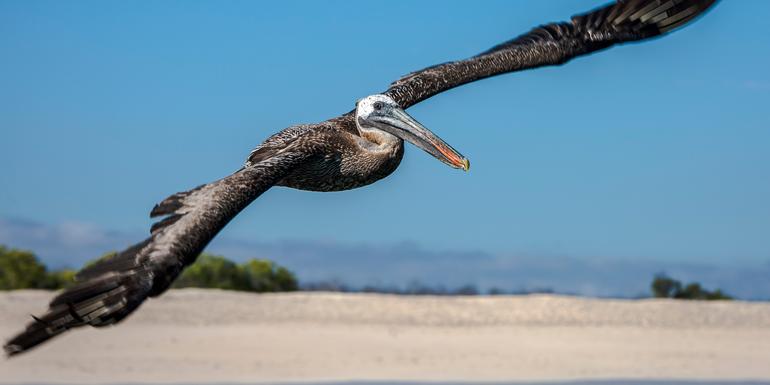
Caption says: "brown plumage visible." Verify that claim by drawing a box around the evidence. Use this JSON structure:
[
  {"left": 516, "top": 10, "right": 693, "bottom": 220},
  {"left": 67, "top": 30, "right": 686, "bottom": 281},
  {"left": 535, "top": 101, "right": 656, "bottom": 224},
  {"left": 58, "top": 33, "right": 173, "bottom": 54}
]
[{"left": 5, "top": 0, "right": 718, "bottom": 356}]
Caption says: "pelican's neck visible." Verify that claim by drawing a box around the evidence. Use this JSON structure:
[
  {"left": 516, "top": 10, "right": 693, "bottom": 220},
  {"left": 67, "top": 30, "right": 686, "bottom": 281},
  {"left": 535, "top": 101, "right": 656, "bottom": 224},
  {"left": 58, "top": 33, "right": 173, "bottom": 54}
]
[{"left": 355, "top": 118, "right": 401, "bottom": 150}]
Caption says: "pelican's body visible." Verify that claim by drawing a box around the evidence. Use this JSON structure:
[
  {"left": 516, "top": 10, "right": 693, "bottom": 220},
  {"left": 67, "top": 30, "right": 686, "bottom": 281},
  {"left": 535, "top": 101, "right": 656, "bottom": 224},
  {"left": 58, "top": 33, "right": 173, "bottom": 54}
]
[
  {"left": 256, "top": 119, "right": 404, "bottom": 192},
  {"left": 5, "top": 0, "right": 717, "bottom": 356}
]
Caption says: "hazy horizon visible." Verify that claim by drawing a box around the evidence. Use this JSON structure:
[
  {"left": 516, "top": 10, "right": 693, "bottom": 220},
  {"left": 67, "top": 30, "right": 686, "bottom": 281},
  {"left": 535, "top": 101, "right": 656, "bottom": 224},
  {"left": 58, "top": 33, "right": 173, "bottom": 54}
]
[{"left": 3, "top": 217, "right": 769, "bottom": 300}]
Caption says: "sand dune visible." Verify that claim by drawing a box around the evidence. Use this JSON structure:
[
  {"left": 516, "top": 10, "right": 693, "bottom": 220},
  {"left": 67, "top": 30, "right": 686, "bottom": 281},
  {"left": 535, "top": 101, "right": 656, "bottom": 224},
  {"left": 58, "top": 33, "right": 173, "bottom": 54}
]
[{"left": 1, "top": 289, "right": 769, "bottom": 384}]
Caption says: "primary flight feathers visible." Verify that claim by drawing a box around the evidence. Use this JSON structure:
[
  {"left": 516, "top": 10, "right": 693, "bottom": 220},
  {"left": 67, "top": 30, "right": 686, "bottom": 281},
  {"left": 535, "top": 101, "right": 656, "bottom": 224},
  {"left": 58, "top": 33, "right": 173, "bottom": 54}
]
[
  {"left": 388, "top": 0, "right": 717, "bottom": 108},
  {"left": 5, "top": 0, "right": 717, "bottom": 356}
]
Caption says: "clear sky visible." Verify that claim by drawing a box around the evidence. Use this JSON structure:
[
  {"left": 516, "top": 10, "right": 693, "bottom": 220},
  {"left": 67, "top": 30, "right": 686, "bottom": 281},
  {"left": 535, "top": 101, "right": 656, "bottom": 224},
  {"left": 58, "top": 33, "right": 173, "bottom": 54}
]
[{"left": 1, "top": 0, "right": 768, "bottom": 271}]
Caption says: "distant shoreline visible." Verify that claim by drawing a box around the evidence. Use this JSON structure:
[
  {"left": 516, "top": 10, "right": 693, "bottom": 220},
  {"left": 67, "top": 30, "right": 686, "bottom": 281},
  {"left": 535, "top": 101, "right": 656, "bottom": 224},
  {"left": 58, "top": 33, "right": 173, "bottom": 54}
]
[{"left": 2, "top": 289, "right": 770, "bottom": 384}]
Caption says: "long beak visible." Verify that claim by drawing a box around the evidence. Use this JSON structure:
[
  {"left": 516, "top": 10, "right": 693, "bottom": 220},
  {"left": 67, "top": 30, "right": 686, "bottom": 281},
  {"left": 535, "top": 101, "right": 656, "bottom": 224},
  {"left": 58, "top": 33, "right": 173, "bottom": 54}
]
[{"left": 367, "top": 108, "right": 470, "bottom": 171}]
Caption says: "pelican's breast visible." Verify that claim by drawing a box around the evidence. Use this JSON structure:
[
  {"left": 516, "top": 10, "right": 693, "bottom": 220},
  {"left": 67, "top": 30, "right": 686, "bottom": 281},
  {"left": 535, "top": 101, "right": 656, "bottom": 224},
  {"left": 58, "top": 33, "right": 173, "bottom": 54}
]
[{"left": 277, "top": 129, "right": 404, "bottom": 192}]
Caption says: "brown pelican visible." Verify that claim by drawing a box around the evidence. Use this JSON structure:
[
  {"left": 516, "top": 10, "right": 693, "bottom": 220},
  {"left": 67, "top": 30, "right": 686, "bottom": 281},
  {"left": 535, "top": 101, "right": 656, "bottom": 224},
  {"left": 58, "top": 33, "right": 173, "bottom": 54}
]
[{"left": 5, "top": 0, "right": 717, "bottom": 355}]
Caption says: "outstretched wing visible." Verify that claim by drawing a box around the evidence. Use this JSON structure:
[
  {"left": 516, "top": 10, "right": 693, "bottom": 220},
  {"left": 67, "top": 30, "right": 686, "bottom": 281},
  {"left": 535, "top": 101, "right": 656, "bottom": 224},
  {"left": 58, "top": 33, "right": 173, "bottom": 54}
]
[
  {"left": 387, "top": 0, "right": 718, "bottom": 109},
  {"left": 3, "top": 147, "right": 315, "bottom": 356}
]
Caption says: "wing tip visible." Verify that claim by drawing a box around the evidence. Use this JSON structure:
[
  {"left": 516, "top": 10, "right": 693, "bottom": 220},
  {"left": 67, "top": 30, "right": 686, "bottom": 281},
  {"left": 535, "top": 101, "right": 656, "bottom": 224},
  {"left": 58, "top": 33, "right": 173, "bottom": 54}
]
[
  {"left": 4, "top": 343, "right": 23, "bottom": 357},
  {"left": 567, "top": 0, "right": 718, "bottom": 44},
  {"left": 609, "top": 0, "right": 719, "bottom": 36},
  {"left": 3, "top": 313, "right": 68, "bottom": 358},
  {"left": 4, "top": 272, "right": 151, "bottom": 357}
]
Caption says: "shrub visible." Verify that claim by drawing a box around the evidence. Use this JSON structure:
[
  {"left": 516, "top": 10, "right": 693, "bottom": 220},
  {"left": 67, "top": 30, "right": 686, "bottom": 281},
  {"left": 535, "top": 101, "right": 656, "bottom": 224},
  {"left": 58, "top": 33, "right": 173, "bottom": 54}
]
[
  {"left": 0, "top": 246, "right": 48, "bottom": 290},
  {"left": 0, "top": 245, "right": 76, "bottom": 290},
  {"left": 241, "top": 258, "right": 298, "bottom": 292},
  {"left": 41, "top": 269, "right": 77, "bottom": 289},
  {"left": 651, "top": 273, "right": 732, "bottom": 300},
  {"left": 174, "top": 254, "right": 248, "bottom": 290},
  {"left": 651, "top": 274, "right": 682, "bottom": 298},
  {"left": 173, "top": 253, "right": 298, "bottom": 292}
]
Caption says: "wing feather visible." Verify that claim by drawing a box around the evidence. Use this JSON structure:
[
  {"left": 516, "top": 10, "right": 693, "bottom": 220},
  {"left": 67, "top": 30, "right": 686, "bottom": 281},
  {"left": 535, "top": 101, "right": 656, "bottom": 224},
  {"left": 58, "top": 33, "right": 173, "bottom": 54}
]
[{"left": 386, "top": 0, "right": 717, "bottom": 109}]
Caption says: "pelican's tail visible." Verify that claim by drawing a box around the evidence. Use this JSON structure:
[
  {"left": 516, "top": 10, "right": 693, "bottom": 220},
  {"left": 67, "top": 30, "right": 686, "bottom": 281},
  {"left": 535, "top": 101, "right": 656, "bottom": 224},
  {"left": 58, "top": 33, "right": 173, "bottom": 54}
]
[{"left": 3, "top": 250, "right": 153, "bottom": 356}]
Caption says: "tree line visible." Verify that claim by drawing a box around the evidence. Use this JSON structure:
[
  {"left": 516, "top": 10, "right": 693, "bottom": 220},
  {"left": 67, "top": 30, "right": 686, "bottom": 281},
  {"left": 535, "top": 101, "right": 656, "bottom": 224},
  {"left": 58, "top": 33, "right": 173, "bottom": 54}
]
[
  {"left": 301, "top": 280, "right": 555, "bottom": 296},
  {"left": 0, "top": 244, "right": 732, "bottom": 299},
  {"left": 0, "top": 245, "right": 297, "bottom": 293}
]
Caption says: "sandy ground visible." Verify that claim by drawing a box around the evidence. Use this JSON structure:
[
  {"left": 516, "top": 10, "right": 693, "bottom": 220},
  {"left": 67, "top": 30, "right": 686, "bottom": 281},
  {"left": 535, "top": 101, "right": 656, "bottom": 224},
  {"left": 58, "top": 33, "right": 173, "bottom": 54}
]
[{"left": 1, "top": 289, "right": 769, "bottom": 384}]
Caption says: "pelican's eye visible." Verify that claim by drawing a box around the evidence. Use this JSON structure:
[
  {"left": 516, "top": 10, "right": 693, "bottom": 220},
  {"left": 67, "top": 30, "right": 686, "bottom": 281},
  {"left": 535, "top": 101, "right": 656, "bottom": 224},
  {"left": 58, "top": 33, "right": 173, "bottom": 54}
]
[{"left": 373, "top": 101, "right": 383, "bottom": 111}]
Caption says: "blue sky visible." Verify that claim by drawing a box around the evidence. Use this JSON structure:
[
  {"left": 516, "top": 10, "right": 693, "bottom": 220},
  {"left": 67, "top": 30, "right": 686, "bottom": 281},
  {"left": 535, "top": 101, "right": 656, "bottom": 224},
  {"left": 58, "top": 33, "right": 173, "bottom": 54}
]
[{"left": 1, "top": 1, "right": 769, "bottom": 294}]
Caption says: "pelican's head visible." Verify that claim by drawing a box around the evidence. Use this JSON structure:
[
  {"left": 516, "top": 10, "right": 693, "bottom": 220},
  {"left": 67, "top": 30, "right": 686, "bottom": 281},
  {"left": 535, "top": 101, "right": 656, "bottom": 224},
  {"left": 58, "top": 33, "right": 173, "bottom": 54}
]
[{"left": 356, "top": 94, "right": 469, "bottom": 171}]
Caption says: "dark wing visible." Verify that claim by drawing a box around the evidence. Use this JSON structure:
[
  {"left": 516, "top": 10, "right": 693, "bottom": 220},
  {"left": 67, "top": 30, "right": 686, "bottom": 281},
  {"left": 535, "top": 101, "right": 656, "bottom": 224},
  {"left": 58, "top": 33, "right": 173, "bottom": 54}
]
[
  {"left": 3, "top": 146, "right": 316, "bottom": 356},
  {"left": 386, "top": 0, "right": 718, "bottom": 109}
]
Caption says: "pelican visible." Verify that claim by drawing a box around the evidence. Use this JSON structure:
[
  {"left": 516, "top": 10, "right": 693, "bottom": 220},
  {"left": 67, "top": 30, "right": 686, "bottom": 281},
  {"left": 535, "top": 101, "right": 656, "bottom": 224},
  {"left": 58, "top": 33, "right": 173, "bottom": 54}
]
[{"left": 5, "top": 0, "right": 717, "bottom": 355}]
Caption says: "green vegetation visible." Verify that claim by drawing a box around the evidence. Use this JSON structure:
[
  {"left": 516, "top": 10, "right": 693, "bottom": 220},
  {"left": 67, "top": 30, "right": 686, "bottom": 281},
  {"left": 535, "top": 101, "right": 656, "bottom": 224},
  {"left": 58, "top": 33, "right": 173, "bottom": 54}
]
[
  {"left": 41, "top": 269, "right": 77, "bottom": 289},
  {"left": 240, "top": 258, "right": 298, "bottom": 292},
  {"left": 0, "top": 245, "right": 297, "bottom": 293},
  {"left": 0, "top": 245, "right": 75, "bottom": 290},
  {"left": 173, "top": 253, "right": 298, "bottom": 292},
  {"left": 651, "top": 273, "right": 732, "bottom": 300}
]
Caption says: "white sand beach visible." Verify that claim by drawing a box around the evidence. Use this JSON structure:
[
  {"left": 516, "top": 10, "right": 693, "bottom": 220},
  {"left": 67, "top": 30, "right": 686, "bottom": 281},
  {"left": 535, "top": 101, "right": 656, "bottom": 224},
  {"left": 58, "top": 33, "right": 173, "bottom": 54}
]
[{"left": 1, "top": 289, "right": 769, "bottom": 384}]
